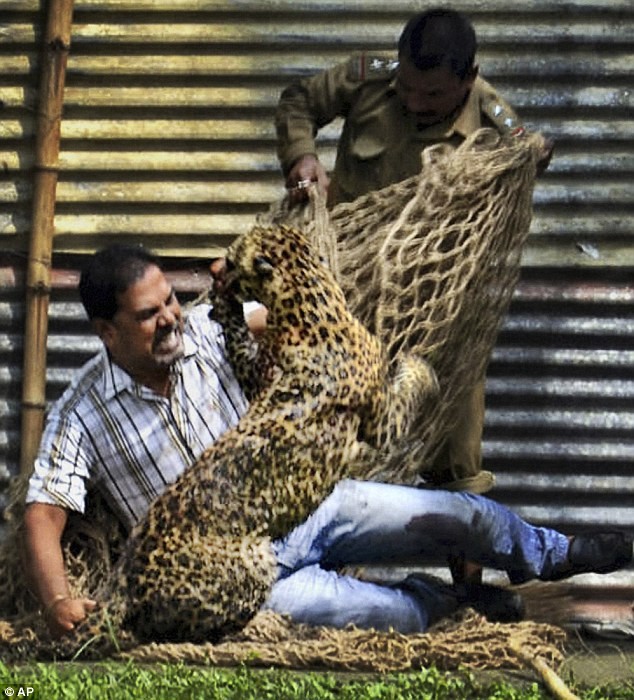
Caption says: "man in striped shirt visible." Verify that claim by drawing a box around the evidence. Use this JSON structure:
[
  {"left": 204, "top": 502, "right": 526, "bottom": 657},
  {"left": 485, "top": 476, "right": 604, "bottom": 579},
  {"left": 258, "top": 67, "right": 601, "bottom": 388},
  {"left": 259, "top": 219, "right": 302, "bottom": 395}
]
[
  {"left": 23, "top": 244, "right": 263, "bottom": 637},
  {"left": 23, "top": 244, "right": 632, "bottom": 641}
]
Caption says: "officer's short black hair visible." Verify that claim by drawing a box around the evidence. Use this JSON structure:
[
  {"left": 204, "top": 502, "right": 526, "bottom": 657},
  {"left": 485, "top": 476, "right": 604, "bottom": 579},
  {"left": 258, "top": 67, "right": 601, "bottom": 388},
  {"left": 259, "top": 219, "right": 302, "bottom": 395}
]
[
  {"left": 398, "top": 8, "right": 477, "bottom": 79},
  {"left": 79, "top": 244, "right": 162, "bottom": 321}
]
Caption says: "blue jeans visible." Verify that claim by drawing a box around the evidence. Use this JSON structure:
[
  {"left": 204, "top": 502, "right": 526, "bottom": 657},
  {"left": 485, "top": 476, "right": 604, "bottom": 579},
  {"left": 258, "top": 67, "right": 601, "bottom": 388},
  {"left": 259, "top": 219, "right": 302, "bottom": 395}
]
[{"left": 264, "top": 479, "right": 569, "bottom": 633}]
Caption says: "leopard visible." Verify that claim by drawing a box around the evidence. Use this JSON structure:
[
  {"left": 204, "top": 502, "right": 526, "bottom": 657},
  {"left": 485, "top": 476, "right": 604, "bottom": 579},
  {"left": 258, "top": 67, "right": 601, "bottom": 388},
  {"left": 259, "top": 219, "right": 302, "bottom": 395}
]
[{"left": 53, "top": 223, "right": 437, "bottom": 657}]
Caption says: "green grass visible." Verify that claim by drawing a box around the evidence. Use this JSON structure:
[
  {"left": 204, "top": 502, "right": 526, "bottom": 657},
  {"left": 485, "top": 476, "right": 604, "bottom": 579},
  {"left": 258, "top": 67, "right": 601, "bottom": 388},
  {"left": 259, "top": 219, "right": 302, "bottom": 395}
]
[{"left": 0, "top": 661, "right": 632, "bottom": 699}]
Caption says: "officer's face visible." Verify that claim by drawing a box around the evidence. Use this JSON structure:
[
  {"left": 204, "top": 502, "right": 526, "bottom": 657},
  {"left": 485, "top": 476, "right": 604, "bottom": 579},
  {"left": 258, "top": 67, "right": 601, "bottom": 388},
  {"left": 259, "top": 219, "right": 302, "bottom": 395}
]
[{"left": 395, "top": 59, "right": 476, "bottom": 126}]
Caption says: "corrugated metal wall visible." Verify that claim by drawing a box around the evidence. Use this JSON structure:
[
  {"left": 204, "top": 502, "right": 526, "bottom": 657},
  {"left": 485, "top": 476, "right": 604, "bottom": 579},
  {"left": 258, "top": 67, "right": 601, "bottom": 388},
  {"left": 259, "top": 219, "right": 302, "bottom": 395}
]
[
  {"left": 2, "top": 0, "right": 629, "bottom": 260},
  {"left": 1, "top": 1, "right": 632, "bottom": 602}
]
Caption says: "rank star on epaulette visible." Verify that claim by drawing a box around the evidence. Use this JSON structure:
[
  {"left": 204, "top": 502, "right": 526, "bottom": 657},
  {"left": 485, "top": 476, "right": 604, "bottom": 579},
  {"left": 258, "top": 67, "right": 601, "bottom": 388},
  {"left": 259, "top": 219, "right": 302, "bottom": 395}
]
[
  {"left": 369, "top": 57, "right": 399, "bottom": 73},
  {"left": 493, "top": 104, "right": 514, "bottom": 125},
  {"left": 486, "top": 100, "right": 518, "bottom": 131}
]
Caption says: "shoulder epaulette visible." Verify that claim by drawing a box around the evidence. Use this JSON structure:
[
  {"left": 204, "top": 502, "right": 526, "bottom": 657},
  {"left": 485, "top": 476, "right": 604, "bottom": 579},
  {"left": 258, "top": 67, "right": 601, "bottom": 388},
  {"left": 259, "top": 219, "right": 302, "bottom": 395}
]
[
  {"left": 347, "top": 54, "right": 398, "bottom": 82},
  {"left": 481, "top": 93, "right": 522, "bottom": 133}
]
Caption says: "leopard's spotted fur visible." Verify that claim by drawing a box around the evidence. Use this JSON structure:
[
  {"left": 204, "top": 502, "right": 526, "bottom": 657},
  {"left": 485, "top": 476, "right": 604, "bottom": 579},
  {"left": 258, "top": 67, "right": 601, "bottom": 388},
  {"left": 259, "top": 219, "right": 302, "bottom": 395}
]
[{"left": 58, "top": 224, "right": 436, "bottom": 655}]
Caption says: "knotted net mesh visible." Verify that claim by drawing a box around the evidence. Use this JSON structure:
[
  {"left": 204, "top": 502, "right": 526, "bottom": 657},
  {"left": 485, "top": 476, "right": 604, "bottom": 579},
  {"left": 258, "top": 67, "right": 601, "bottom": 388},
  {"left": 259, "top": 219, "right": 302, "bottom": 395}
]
[{"left": 268, "top": 128, "right": 544, "bottom": 481}]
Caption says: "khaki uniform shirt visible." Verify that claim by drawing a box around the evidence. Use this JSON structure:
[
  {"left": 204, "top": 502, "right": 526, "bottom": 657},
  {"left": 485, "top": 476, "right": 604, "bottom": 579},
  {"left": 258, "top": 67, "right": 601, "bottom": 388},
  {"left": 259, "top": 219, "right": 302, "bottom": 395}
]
[{"left": 276, "top": 54, "right": 522, "bottom": 205}]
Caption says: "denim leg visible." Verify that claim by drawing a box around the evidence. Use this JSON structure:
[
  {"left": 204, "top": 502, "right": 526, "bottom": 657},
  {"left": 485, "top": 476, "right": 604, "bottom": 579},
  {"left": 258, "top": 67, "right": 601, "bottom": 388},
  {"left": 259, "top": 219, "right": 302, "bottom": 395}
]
[
  {"left": 263, "top": 564, "right": 437, "bottom": 632},
  {"left": 273, "top": 479, "right": 569, "bottom": 584}
]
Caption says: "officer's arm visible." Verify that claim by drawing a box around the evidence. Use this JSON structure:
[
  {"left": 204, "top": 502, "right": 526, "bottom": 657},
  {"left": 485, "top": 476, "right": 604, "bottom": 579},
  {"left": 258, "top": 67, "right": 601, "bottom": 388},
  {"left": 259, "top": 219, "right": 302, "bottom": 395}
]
[{"left": 274, "top": 58, "right": 360, "bottom": 175}]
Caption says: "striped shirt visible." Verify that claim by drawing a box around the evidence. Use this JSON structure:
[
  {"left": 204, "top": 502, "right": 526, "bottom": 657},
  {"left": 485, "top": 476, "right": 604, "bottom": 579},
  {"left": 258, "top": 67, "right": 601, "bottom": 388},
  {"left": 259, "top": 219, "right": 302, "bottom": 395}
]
[{"left": 26, "top": 304, "right": 249, "bottom": 531}]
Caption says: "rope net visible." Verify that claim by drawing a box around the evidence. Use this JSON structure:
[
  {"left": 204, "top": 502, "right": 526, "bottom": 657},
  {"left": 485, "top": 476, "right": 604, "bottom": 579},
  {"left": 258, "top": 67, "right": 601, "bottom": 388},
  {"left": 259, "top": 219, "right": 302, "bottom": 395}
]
[
  {"left": 0, "top": 128, "right": 574, "bottom": 688},
  {"left": 122, "top": 609, "right": 568, "bottom": 675},
  {"left": 265, "top": 128, "right": 543, "bottom": 480},
  {"left": 0, "top": 476, "right": 569, "bottom": 677}
]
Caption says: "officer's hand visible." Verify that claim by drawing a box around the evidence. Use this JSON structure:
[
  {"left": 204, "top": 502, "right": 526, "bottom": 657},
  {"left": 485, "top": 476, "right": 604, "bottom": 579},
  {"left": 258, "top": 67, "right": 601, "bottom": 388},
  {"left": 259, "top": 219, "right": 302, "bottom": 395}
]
[
  {"left": 285, "top": 155, "right": 330, "bottom": 204},
  {"left": 44, "top": 596, "right": 97, "bottom": 638}
]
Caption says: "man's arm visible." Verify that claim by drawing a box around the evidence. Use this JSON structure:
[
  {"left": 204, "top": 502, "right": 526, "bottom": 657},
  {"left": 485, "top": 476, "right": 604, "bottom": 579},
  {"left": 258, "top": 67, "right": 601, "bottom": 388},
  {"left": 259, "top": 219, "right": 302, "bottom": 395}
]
[{"left": 23, "top": 502, "right": 96, "bottom": 637}]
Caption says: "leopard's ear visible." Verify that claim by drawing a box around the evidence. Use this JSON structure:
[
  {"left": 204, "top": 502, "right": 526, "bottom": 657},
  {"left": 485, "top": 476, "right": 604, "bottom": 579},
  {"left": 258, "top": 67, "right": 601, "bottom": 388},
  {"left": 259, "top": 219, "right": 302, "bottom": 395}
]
[{"left": 254, "top": 255, "right": 275, "bottom": 277}]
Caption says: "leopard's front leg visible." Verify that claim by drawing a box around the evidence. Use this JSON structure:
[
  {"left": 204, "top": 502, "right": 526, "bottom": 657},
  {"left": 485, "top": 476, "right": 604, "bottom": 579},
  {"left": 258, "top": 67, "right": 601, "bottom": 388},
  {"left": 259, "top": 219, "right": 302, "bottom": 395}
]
[{"left": 207, "top": 286, "right": 268, "bottom": 400}]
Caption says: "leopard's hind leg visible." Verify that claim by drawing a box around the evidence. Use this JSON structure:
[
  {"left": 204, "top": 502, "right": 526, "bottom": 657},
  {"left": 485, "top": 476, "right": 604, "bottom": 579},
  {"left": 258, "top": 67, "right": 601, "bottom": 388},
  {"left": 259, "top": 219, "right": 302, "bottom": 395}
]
[{"left": 361, "top": 353, "right": 438, "bottom": 448}]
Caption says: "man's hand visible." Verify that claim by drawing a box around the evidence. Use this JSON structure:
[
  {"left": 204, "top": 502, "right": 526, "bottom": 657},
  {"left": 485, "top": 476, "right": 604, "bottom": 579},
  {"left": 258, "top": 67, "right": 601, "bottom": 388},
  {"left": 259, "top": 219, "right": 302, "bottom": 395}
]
[
  {"left": 208, "top": 258, "right": 243, "bottom": 319},
  {"left": 285, "top": 155, "right": 330, "bottom": 204},
  {"left": 23, "top": 503, "right": 97, "bottom": 640},
  {"left": 209, "top": 258, "right": 230, "bottom": 295},
  {"left": 44, "top": 596, "right": 97, "bottom": 638},
  {"left": 209, "top": 258, "right": 268, "bottom": 336}
]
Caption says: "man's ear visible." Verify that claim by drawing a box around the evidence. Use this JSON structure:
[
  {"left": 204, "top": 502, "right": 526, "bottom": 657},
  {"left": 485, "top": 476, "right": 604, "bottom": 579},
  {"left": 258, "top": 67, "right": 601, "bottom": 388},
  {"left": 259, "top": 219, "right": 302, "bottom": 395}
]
[
  {"left": 466, "top": 64, "right": 479, "bottom": 87},
  {"left": 93, "top": 318, "right": 115, "bottom": 348}
]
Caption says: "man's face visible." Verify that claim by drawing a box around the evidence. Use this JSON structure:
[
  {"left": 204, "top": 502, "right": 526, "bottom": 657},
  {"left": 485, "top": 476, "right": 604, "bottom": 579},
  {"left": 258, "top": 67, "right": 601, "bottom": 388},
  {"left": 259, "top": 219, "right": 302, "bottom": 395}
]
[
  {"left": 394, "top": 58, "right": 476, "bottom": 126},
  {"left": 98, "top": 264, "right": 184, "bottom": 378}
]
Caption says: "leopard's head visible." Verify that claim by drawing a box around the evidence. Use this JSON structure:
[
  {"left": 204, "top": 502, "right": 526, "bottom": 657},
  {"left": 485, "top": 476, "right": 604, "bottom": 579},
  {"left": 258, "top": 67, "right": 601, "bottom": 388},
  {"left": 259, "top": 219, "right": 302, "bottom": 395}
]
[{"left": 223, "top": 224, "right": 324, "bottom": 309}]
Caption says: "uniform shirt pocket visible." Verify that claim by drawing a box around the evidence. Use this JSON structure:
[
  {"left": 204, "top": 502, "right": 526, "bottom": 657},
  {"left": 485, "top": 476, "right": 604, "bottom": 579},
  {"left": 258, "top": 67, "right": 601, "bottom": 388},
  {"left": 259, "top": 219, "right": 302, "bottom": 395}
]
[{"left": 350, "top": 123, "right": 387, "bottom": 161}]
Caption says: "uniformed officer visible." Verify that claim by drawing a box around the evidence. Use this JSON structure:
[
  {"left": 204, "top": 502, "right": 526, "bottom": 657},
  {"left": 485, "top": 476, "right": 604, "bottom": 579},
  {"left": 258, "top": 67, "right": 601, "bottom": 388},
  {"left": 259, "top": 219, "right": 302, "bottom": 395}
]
[
  {"left": 275, "top": 8, "right": 553, "bottom": 583},
  {"left": 275, "top": 9, "right": 537, "bottom": 208}
]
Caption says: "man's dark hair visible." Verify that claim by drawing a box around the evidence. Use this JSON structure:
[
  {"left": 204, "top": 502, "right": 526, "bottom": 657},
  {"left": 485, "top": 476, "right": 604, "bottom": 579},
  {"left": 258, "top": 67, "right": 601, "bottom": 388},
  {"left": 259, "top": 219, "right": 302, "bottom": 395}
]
[
  {"left": 79, "top": 244, "right": 162, "bottom": 320},
  {"left": 398, "top": 8, "right": 477, "bottom": 79}
]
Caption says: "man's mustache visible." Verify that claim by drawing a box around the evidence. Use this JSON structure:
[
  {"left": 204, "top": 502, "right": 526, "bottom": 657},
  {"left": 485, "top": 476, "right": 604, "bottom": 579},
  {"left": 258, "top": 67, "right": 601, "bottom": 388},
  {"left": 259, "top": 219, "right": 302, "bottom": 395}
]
[{"left": 154, "top": 325, "right": 180, "bottom": 343}]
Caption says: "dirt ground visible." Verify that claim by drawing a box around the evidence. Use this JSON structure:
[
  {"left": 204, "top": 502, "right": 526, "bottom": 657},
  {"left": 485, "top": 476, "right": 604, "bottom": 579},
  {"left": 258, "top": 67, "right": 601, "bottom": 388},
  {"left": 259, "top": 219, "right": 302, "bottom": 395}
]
[
  {"left": 475, "top": 635, "right": 634, "bottom": 695},
  {"left": 560, "top": 636, "right": 634, "bottom": 687}
]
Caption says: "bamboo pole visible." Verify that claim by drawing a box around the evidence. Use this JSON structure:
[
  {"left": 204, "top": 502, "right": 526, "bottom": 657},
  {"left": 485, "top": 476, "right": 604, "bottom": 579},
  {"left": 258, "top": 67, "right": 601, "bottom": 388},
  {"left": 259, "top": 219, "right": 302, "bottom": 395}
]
[
  {"left": 510, "top": 640, "right": 580, "bottom": 700},
  {"left": 20, "top": 0, "right": 75, "bottom": 476}
]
